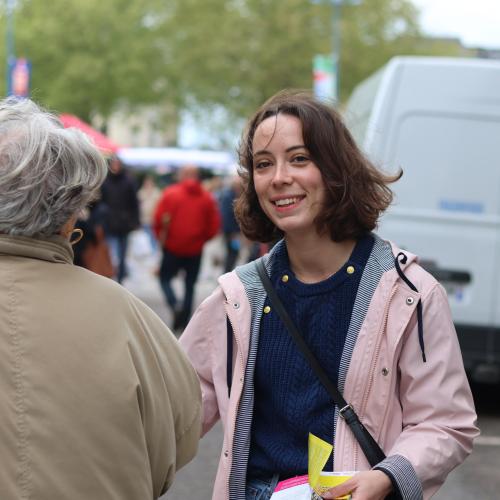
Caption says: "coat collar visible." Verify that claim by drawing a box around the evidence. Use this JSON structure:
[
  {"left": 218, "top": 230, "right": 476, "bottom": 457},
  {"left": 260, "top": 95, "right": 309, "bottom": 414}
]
[{"left": 0, "top": 234, "right": 74, "bottom": 265}]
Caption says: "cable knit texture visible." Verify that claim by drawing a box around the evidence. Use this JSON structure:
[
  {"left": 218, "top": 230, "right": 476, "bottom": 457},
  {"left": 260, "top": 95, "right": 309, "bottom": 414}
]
[{"left": 248, "top": 234, "right": 374, "bottom": 479}]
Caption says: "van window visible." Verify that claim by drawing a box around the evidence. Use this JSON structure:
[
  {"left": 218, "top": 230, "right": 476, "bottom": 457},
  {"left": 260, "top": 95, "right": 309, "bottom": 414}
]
[{"left": 390, "top": 114, "right": 500, "bottom": 215}]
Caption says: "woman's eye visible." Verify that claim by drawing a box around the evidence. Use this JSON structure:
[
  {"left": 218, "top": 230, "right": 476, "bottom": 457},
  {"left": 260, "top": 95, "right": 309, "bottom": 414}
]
[
  {"left": 292, "top": 155, "right": 309, "bottom": 163},
  {"left": 254, "top": 160, "right": 271, "bottom": 170}
]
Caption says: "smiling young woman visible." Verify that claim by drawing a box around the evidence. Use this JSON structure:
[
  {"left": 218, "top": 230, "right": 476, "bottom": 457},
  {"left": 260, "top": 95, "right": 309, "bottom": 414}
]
[
  {"left": 235, "top": 91, "right": 399, "bottom": 247},
  {"left": 180, "top": 90, "right": 478, "bottom": 500}
]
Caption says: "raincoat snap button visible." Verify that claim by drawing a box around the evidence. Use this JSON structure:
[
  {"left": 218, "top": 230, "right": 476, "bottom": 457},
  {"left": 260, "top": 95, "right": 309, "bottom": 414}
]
[
  {"left": 233, "top": 302, "right": 240, "bottom": 309},
  {"left": 282, "top": 274, "right": 289, "bottom": 283},
  {"left": 382, "top": 368, "right": 389, "bottom": 376},
  {"left": 263, "top": 306, "right": 271, "bottom": 314},
  {"left": 347, "top": 265, "right": 355, "bottom": 275},
  {"left": 406, "top": 297, "right": 414, "bottom": 305}
]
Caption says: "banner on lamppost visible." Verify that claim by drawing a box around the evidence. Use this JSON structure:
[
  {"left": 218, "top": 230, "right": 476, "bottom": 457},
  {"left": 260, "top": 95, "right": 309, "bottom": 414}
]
[
  {"left": 8, "top": 58, "right": 32, "bottom": 97},
  {"left": 313, "top": 54, "right": 337, "bottom": 101}
]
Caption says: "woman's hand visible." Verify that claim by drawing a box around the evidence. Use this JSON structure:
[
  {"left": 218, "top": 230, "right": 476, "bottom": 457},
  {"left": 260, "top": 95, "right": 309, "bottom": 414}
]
[{"left": 321, "top": 470, "right": 393, "bottom": 499}]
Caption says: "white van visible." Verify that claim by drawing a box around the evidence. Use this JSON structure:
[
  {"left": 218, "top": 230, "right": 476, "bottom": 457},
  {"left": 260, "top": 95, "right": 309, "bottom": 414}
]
[{"left": 345, "top": 56, "right": 500, "bottom": 383}]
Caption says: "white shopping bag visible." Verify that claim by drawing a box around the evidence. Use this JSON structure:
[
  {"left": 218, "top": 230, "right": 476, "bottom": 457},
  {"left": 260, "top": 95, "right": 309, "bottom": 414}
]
[{"left": 129, "top": 229, "right": 153, "bottom": 258}]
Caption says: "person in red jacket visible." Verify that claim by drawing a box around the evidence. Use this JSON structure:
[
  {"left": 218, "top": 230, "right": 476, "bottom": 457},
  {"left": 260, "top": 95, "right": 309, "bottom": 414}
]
[{"left": 154, "top": 164, "right": 221, "bottom": 331}]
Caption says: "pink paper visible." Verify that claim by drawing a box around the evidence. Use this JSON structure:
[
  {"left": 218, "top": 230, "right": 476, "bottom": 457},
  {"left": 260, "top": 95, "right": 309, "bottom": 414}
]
[{"left": 273, "top": 475, "right": 309, "bottom": 492}]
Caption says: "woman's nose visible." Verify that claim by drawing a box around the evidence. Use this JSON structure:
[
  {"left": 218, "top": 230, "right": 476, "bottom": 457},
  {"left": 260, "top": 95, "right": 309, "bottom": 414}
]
[{"left": 271, "top": 163, "right": 292, "bottom": 186}]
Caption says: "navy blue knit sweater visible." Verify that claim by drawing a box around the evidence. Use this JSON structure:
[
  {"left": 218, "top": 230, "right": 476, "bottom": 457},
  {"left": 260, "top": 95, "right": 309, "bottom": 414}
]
[{"left": 247, "top": 234, "right": 374, "bottom": 479}]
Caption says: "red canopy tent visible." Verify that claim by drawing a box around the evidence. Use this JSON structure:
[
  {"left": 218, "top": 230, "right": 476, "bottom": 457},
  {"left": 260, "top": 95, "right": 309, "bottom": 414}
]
[{"left": 59, "top": 114, "right": 120, "bottom": 156}]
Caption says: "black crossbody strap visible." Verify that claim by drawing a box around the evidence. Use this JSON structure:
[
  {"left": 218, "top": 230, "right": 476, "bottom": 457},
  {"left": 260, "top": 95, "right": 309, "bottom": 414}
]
[
  {"left": 227, "top": 316, "right": 233, "bottom": 397},
  {"left": 256, "top": 259, "right": 386, "bottom": 467}
]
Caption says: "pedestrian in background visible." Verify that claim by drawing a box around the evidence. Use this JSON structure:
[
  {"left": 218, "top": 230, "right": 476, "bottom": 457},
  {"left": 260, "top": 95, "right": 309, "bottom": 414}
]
[
  {"left": 100, "top": 155, "right": 140, "bottom": 283},
  {"left": 138, "top": 174, "right": 161, "bottom": 253},
  {"left": 219, "top": 175, "right": 243, "bottom": 272},
  {"left": 73, "top": 200, "right": 114, "bottom": 278},
  {"left": 180, "top": 91, "right": 478, "bottom": 500},
  {"left": 153, "top": 164, "right": 220, "bottom": 331},
  {"left": 0, "top": 97, "right": 201, "bottom": 500}
]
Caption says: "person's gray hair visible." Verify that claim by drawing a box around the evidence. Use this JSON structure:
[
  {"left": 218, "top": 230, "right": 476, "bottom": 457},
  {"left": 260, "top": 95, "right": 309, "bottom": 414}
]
[{"left": 0, "top": 97, "right": 108, "bottom": 237}]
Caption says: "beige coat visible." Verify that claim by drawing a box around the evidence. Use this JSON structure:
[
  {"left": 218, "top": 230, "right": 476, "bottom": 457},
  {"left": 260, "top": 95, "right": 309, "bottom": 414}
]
[{"left": 0, "top": 234, "right": 201, "bottom": 500}]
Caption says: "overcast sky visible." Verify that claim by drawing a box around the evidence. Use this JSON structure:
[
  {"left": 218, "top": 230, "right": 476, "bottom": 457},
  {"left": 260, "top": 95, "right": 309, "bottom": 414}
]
[{"left": 412, "top": 0, "right": 500, "bottom": 48}]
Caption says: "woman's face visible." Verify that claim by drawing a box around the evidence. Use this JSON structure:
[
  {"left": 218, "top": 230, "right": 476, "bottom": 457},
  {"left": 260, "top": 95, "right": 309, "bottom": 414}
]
[{"left": 252, "top": 114, "right": 326, "bottom": 238}]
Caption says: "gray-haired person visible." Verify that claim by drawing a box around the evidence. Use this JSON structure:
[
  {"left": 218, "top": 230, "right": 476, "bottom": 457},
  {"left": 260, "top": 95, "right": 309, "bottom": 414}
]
[{"left": 0, "top": 97, "right": 201, "bottom": 500}]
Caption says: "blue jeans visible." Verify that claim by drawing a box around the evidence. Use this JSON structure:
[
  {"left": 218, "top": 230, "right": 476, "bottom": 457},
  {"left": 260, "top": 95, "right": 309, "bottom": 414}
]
[
  {"left": 106, "top": 233, "right": 129, "bottom": 283},
  {"left": 245, "top": 474, "right": 280, "bottom": 500},
  {"left": 142, "top": 224, "right": 158, "bottom": 253}
]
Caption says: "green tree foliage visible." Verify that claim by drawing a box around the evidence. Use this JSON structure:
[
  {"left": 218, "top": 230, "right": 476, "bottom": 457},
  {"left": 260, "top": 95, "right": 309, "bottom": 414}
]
[
  {"left": 150, "top": 0, "right": 470, "bottom": 114},
  {"left": 1, "top": 0, "right": 168, "bottom": 121},
  {"left": 157, "top": 0, "right": 326, "bottom": 120},
  {"left": 0, "top": 0, "right": 468, "bottom": 123}
]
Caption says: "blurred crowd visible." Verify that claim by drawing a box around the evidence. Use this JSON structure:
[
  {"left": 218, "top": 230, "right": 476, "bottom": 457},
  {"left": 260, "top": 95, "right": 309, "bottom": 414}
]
[{"left": 73, "top": 156, "right": 266, "bottom": 330}]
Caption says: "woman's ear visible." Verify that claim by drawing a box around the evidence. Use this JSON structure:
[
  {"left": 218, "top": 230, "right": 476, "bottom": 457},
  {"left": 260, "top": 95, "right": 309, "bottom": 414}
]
[{"left": 59, "top": 215, "right": 78, "bottom": 239}]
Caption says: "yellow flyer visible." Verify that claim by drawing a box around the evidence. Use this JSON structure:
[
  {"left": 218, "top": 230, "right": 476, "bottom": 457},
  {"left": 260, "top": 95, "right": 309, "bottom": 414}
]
[
  {"left": 314, "top": 472, "right": 355, "bottom": 499},
  {"left": 308, "top": 433, "right": 333, "bottom": 489},
  {"left": 309, "top": 433, "right": 353, "bottom": 500}
]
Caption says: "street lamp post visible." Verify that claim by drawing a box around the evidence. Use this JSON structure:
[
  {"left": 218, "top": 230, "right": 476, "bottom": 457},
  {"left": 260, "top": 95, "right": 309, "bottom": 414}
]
[
  {"left": 5, "top": 0, "right": 15, "bottom": 94},
  {"left": 317, "top": 0, "right": 361, "bottom": 101},
  {"left": 331, "top": 0, "right": 362, "bottom": 100},
  {"left": 331, "top": 0, "right": 342, "bottom": 101}
]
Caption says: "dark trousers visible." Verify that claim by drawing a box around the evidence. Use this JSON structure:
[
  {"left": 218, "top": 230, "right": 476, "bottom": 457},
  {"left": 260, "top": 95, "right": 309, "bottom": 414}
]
[
  {"left": 159, "top": 248, "right": 202, "bottom": 328},
  {"left": 223, "top": 232, "right": 240, "bottom": 273}
]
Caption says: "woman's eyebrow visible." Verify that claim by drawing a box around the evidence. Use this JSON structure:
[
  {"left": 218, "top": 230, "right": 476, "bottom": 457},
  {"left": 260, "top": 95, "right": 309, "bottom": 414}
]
[
  {"left": 285, "top": 145, "right": 306, "bottom": 152},
  {"left": 253, "top": 149, "right": 271, "bottom": 157},
  {"left": 253, "top": 145, "right": 306, "bottom": 156}
]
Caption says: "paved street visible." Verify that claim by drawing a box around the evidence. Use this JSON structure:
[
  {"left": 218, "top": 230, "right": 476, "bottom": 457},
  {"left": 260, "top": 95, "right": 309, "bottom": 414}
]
[{"left": 124, "top": 233, "right": 500, "bottom": 500}]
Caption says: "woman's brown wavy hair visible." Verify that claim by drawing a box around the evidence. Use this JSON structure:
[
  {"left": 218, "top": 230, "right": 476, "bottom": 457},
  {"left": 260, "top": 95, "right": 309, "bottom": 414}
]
[{"left": 234, "top": 90, "right": 401, "bottom": 243}]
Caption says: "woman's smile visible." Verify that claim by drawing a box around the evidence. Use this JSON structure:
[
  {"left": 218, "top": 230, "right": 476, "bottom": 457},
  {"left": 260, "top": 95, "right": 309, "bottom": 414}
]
[{"left": 270, "top": 194, "right": 306, "bottom": 211}]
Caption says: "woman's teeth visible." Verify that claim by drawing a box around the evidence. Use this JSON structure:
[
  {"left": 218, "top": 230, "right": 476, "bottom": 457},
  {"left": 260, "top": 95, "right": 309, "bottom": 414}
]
[{"left": 274, "top": 198, "right": 298, "bottom": 207}]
